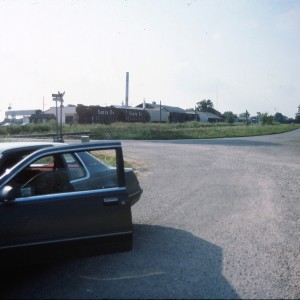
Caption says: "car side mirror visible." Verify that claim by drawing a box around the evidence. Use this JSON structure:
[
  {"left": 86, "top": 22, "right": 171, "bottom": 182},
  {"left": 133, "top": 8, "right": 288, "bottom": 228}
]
[{"left": 0, "top": 186, "right": 15, "bottom": 202}]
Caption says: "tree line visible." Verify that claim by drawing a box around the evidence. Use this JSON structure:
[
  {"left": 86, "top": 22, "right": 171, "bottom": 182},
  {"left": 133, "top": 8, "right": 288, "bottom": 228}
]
[{"left": 192, "top": 100, "right": 300, "bottom": 125}]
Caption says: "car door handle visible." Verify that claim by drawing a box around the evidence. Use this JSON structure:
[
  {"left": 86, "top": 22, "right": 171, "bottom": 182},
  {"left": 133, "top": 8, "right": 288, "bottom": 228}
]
[{"left": 103, "top": 197, "right": 119, "bottom": 205}]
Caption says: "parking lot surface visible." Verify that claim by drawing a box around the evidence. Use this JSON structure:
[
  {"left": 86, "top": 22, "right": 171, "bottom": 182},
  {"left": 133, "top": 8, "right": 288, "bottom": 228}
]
[{"left": 1, "top": 129, "right": 300, "bottom": 299}]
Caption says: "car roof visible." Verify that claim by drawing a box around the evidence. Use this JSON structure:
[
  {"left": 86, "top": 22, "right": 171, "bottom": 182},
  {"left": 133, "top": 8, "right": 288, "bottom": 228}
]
[
  {"left": 0, "top": 141, "right": 122, "bottom": 155},
  {"left": 0, "top": 142, "right": 60, "bottom": 155}
]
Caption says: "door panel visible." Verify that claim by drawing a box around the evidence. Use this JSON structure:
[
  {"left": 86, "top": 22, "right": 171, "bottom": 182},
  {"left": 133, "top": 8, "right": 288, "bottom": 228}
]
[{"left": 0, "top": 188, "right": 132, "bottom": 248}]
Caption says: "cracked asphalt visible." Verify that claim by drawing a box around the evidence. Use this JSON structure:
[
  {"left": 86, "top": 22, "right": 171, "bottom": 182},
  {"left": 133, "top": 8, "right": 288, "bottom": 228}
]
[{"left": 1, "top": 129, "right": 300, "bottom": 299}]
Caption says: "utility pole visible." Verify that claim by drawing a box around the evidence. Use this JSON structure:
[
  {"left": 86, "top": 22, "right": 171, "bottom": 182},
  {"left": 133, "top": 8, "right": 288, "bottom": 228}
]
[
  {"left": 125, "top": 72, "right": 129, "bottom": 107},
  {"left": 52, "top": 91, "right": 65, "bottom": 142},
  {"left": 159, "top": 101, "right": 162, "bottom": 123}
]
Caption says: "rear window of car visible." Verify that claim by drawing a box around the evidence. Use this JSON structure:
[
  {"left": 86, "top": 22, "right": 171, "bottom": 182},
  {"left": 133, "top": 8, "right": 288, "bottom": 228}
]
[{"left": 62, "top": 153, "right": 86, "bottom": 180}]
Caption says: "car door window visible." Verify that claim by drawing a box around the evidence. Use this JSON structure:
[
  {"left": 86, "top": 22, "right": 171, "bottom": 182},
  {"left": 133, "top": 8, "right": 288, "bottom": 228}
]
[
  {"left": 65, "top": 150, "right": 118, "bottom": 191},
  {"left": 8, "top": 154, "right": 74, "bottom": 197},
  {"left": 6, "top": 148, "right": 121, "bottom": 197}
]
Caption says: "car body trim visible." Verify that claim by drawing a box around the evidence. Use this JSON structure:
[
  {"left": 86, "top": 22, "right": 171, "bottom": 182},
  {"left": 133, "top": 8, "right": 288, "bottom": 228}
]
[
  {"left": 6, "top": 186, "right": 128, "bottom": 204},
  {"left": 128, "top": 188, "right": 143, "bottom": 206},
  {"left": 0, "top": 230, "right": 133, "bottom": 250}
]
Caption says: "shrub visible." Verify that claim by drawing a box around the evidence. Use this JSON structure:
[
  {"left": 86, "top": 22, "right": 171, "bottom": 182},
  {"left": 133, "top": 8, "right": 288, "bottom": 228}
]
[{"left": 261, "top": 113, "right": 273, "bottom": 125}]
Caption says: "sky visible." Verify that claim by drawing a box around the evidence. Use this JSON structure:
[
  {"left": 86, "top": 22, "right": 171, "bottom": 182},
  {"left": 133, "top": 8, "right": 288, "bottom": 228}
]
[{"left": 0, "top": 0, "right": 300, "bottom": 120}]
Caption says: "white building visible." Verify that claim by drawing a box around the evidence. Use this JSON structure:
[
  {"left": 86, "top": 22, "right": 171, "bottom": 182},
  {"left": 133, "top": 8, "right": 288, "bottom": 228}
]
[{"left": 44, "top": 105, "right": 78, "bottom": 124}]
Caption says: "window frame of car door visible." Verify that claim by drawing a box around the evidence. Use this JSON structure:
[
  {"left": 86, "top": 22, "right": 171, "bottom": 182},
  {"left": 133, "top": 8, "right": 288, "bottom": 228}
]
[{"left": 0, "top": 142, "right": 126, "bottom": 195}]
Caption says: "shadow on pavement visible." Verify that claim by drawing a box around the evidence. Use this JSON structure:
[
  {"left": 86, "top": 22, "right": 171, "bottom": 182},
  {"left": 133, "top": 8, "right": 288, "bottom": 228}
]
[{"left": 0, "top": 225, "right": 239, "bottom": 299}]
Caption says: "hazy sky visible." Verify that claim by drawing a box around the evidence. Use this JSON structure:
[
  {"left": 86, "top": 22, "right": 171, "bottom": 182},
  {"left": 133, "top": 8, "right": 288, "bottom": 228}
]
[{"left": 1, "top": 0, "right": 299, "bottom": 119}]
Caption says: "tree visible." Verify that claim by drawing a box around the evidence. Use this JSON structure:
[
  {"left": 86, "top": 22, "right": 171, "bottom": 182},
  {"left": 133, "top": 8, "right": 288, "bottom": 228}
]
[
  {"left": 261, "top": 113, "right": 273, "bottom": 125},
  {"left": 238, "top": 110, "right": 250, "bottom": 124},
  {"left": 274, "top": 112, "right": 288, "bottom": 124},
  {"left": 196, "top": 100, "right": 214, "bottom": 112},
  {"left": 223, "top": 111, "right": 236, "bottom": 124},
  {"left": 196, "top": 99, "right": 222, "bottom": 116},
  {"left": 295, "top": 105, "right": 300, "bottom": 124},
  {"left": 245, "top": 110, "right": 250, "bottom": 124}
]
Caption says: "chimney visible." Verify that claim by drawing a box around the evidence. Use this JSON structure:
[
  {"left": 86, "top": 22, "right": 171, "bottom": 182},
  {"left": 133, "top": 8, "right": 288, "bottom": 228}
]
[{"left": 125, "top": 72, "right": 129, "bottom": 107}]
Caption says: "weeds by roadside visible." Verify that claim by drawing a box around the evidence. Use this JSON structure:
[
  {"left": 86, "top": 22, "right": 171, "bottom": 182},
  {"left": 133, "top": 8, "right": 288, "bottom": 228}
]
[{"left": 0, "top": 122, "right": 299, "bottom": 140}]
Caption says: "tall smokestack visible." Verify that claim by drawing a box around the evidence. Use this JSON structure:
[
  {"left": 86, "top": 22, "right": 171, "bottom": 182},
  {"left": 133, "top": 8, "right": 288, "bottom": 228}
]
[{"left": 125, "top": 72, "right": 129, "bottom": 107}]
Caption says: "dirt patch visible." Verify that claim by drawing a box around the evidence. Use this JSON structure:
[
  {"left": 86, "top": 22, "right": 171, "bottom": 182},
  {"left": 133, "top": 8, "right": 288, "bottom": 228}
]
[{"left": 123, "top": 154, "right": 150, "bottom": 177}]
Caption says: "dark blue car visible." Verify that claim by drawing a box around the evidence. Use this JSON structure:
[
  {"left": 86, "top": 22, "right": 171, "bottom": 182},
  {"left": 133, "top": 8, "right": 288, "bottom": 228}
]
[{"left": 0, "top": 141, "right": 142, "bottom": 267}]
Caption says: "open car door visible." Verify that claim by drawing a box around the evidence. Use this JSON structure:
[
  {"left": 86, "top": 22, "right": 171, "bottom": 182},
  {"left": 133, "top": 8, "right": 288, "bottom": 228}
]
[{"left": 0, "top": 142, "right": 132, "bottom": 267}]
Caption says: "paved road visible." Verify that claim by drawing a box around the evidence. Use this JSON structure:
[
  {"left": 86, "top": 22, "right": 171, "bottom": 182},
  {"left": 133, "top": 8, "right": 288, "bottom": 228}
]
[{"left": 1, "top": 129, "right": 300, "bottom": 299}]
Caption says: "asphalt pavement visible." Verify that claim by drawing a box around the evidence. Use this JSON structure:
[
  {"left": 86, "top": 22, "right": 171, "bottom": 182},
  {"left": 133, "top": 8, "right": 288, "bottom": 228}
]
[{"left": 1, "top": 129, "right": 300, "bottom": 299}]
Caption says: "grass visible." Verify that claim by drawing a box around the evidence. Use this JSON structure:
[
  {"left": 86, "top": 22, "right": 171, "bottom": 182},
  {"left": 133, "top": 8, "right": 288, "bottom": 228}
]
[
  {"left": 2, "top": 122, "right": 298, "bottom": 174},
  {"left": 1, "top": 121, "right": 299, "bottom": 140},
  {"left": 92, "top": 150, "right": 132, "bottom": 169},
  {"left": 74, "top": 122, "right": 299, "bottom": 139}
]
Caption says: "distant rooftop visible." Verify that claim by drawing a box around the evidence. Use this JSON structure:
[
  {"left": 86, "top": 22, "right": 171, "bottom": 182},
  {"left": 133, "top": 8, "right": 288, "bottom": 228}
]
[
  {"left": 136, "top": 102, "right": 186, "bottom": 113},
  {"left": 5, "top": 109, "right": 41, "bottom": 117}
]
